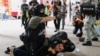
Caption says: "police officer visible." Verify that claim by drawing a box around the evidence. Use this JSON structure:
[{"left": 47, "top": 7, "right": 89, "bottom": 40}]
[
  {"left": 21, "top": 0, "right": 29, "bottom": 28},
  {"left": 5, "top": 4, "right": 56, "bottom": 56},
  {"left": 82, "top": 13, "right": 99, "bottom": 46},
  {"left": 28, "top": 0, "right": 38, "bottom": 18},
  {"left": 80, "top": 2, "right": 99, "bottom": 46}
]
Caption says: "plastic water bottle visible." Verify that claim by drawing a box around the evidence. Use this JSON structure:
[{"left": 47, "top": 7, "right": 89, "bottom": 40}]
[{"left": 75, "top": 48, "right": 80, "bottom": 53}]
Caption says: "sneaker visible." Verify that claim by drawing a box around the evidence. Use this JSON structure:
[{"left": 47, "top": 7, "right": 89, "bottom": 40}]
[
  {"left": 5, "top": 47, "right": 10, "bottom": 54},
  {"left": 82, "top": 41, "right": 92, "bottom": 46},
  {"left": 92, "top": 37, "right": 99, "bottom": 41},
  {"left": 9, "top": 46, "right": 15, "bottom": 56},
  {"left": 79, "top": 37, "right": 85, "bottom": 42}
]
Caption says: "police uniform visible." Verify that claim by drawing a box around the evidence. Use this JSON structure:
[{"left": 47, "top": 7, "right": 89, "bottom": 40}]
[
  {"left": 83, "top": 15, "right": 98, "bottom": 46},
  {"left": 21, "top": 3, "right": 29, "bottom": 27}
]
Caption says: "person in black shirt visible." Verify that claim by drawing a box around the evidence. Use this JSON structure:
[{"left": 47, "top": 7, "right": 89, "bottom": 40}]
[
  {"left": 73, "top": 15, "right": 84, "bottom": 42},
  {"left": 5, "top": 4, "right": 56, "bottom": 56},
  {"left": 53, "top": 2, "right": 62, "bottom": 32}
]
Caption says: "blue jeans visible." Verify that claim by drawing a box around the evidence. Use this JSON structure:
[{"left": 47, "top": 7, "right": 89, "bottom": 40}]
[
  {"left": 73, "top": 25, "right": 83, "bottom": 34},
  {"left": 3, "top": 13, "right": 8, "bottom": 20}
]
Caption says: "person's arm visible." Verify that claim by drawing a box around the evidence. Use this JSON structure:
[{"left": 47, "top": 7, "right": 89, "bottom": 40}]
[
  {"left": 48, "top": 47, "right": 56, "bottom": 54},
  {"left": 40, "top": 16, "right": 56, "bottom": 23},
  {"left": 29, "top": 5, "right": 33, "bottom": 10},
  {"left": 40, "top": 5, "right": 61, "bottom": 23}
]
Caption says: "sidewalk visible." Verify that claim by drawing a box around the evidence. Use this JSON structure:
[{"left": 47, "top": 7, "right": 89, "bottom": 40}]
[{"left": 0, "top": 18, "right": 100, "bottom": 56}]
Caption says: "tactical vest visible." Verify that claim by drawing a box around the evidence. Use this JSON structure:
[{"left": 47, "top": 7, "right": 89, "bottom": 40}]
[
  {"left": 28, "top": 22, "right": 45, "bottom": 41},
  {"left": 80, "top": 3, "right": 95, "bottom": 15}
]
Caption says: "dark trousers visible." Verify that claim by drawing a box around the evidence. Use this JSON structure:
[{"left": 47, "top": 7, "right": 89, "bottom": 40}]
[
  {"left": 14, "top": 41, "right": 38, "bottom": 56},
  {"left": 73, "top": 25, "right": 83, "bottom": 34},
  {"left": 96, "top": 13, "right": 100, "bottom": 20},
  {"left": 14, "top": 45, "right": 30, "bottom": 56},
  {"left": 22, "top": 16, "right": 27, "bottom": 26},
  {"left": 62, "top": 16, "right": 66, "bottom": 29},
  {"left": 13, "top": 41, "right": 43, "bottom": 56},
  {"left": 14, "top": 36, "right": 45, "bottom": 56},
  {"left": 54, "top": 18, "right": 61, "bottom": 30}
]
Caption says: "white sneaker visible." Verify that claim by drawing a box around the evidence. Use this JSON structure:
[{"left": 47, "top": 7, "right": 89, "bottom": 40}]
[{"left": 9, "top": 46, "right": 15, "bottom": 56}]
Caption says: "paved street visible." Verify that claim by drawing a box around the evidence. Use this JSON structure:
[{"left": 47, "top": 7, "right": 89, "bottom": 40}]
[{"left": 0, "top": 18, "right": 100, "bottom": 56}]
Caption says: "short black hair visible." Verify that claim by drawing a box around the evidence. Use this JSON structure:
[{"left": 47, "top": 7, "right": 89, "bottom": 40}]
[
  {"left": 62, "top": 42, "right": 75, "bottom": 52},
  {"left": 48, "top": 31, "right": 69, "bottom": 48}
]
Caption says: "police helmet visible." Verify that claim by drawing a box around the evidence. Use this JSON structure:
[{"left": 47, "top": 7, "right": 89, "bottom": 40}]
[{"left": 33, "top": 4, "right": 46, "bottom": 17}]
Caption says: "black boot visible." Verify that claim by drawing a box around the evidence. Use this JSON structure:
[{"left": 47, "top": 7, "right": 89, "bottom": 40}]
[
  {"left": 54, "top": 30, "right": 58, "bottom": 32},
  {"left": 79, "top": 37, "right": 85, "bottom": 42},
  {"left": 82, "top": 41, "right": 92, "bottom": 46},
  {"left": 5, "top": 46, "right": 15, "bottom": 54},
  {"left": 92, "top": 37, "right": 98, "bottom": 41},
  {"left": 54, "top": 29, "right": 59, "bottom": 32}
]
